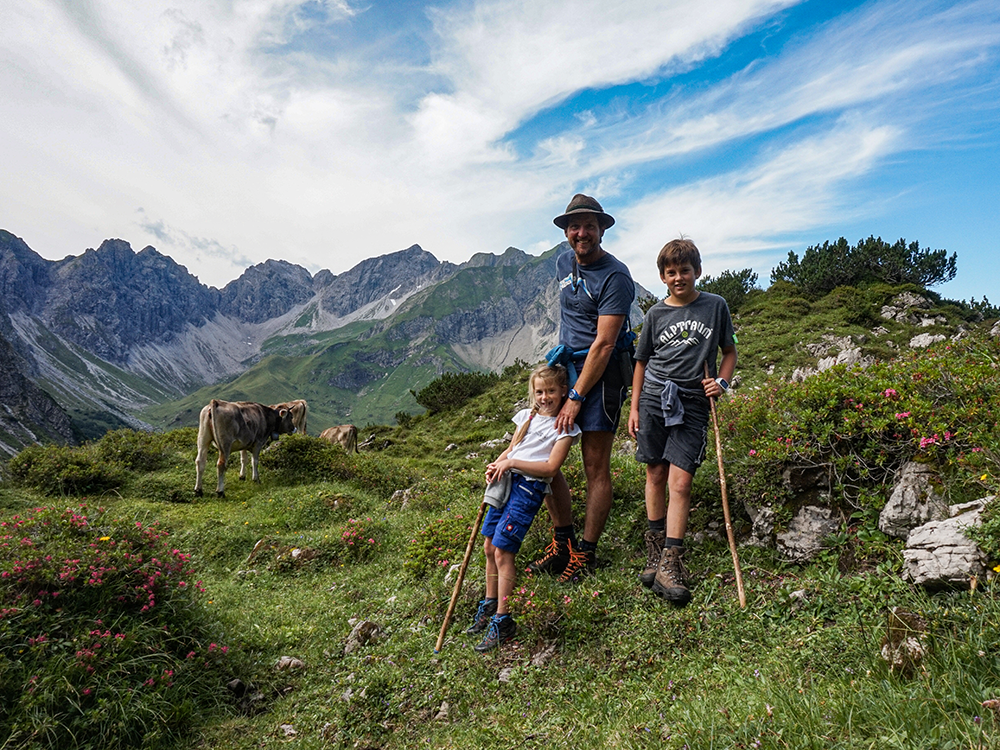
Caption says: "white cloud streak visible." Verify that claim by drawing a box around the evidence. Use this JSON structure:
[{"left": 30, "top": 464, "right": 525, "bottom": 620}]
[{"left": 0, "top": 0, "right": 996, "bottom": 295}]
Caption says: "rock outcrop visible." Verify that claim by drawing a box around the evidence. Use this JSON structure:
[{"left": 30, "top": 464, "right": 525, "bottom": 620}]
[
  {"left": 878, "top": 462, "right": 949, "bottom": 539},
  {"left": 220, "top": 259, "right": 314, "bottom": 324},
  {"left": 902, "top": 498, "right": 990, "bottom": 588}
]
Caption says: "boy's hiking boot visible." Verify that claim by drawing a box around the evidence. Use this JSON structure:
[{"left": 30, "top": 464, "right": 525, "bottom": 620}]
[
  {"left": 640, "top": 530, "right": 665, "bottom": 588},
  {"left": 466, "top": 598, "right": 498, "bottom": 635},
  {"left": 474, "top": 614, "right": 516, "bottom": 652},
  {"left": 558, "top": 542, "right": 596, "bottom": 583},
  {"left": 652, "top": 545, "right": 691, "bottom": 605},
  {"left": 526, "top": 535, "right": 570, "bottom": 577}
]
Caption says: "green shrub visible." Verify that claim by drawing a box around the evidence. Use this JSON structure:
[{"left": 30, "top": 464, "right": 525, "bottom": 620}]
[
  {"left": 404, "top": 514, "right": 475, "bottom": 579},
  {"left": 94, "top": 428, "right": 169, "bottom": 471},
  {"left": 770, "top": 236, "right": 957, "bottom": 296},
  {"left": 7, "top": 445, "right": 127, "bottom": 496},
  {"left": 411, "top": 370, "right": 500, "bottom": 414},
  {"left": 0, "top": 505, "right": 237, "bottom": 749},
  {"left": 699, "top": 268, "right": 760, "bottom": 314},
  {"left": 332, "top": 516, "right": 383, "bottom": 564},
  {"left": 257, "top": 433, "right": 343, "bottom": 482},
  {"left": 720, "top": 331, "right": 1000, "bottom": 513},
  {"left": 259, "top": 435, "right": 415, "bottom": 499}
]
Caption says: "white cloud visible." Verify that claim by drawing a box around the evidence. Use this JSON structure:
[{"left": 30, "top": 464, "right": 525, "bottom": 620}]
[
  {"left": 416, "top": 0, "right": 801, "bottom": 159},
  {"left": 0, "top": 0, "right": 997, "bottom": 298},
  {"left": 614, "top": 119, "right": 901, "bottom": 291}
]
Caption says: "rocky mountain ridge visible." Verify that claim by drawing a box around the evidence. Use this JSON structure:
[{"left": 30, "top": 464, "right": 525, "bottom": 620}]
[{"left": 0, "top": 230, "right": 625, "bottom": 452}]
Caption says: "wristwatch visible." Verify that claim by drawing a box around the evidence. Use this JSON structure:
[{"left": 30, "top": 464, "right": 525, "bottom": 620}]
[
  {"left": 715, "top": 378, "right": 729, "bottom": 392},
  {"left": 568, "top": 388, "right": 586, "bottom": 402}
]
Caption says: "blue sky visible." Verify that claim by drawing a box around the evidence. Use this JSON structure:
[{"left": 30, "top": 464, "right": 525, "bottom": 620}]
[{"left": 1, "top": 0, "right": 997, "bottom": 302}]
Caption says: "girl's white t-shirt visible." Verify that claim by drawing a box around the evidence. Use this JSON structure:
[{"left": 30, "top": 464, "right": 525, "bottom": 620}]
[{"left": 507, "top": 409, "right": 581, "bottom": 480}]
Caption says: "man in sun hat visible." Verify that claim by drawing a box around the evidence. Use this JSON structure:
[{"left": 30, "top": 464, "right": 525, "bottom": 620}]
[{"left": 527, "top": 194, "right": 636, "bottom": 582}]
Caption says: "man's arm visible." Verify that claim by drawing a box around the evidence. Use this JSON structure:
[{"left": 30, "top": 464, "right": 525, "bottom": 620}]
[{"left": 555, "top": 313, "right": 625, "bottom": 432}]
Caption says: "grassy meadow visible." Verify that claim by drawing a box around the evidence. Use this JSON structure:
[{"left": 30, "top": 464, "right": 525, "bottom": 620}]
[{"left": 3, "top": 291, "right": 1000, "bottom": 748}]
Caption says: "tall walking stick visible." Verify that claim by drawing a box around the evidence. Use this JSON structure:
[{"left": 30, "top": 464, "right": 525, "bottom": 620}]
[
  {"left": 435, "top": 501, "right": 489, "bottom": 653},
  {"left": 704, "top": 362, "right": 747, "bottom": 608}
]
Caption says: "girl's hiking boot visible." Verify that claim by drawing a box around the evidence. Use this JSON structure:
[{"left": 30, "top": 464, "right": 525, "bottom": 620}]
[
  {"left": 652, "top": 545, "right": 691, "bottom": 605},
  {"left": 474, "top": 614, "right": 516, "bottom": 652},
  {"left": 526, "top": 536, "right": 570, "bottom": 577},
  {"left": 466, "top": 598, "right": 498, "bottom": 635},
  {"left": 640, "top": 530, "right": 665, "bottom": 588},
  {"left": 558, "top": 543, "right": 596, "bottom": 583}
]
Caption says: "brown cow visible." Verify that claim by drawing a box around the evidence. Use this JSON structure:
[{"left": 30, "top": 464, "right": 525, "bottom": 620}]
[
  {"left": 320, "top": 425, "right": 358, "bottom": 453},
  {"left": 269, "top": 399, "right": 308, "bottom": 435},
  {"left": 238, "top": 399, "right": 309, "bottom": 478},
  {"left": 195, "top": 399, "right": 297, "bottom": 498}
]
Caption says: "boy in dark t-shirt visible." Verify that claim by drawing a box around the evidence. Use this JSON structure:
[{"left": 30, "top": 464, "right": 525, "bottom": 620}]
[{"left": 627, "top": 239, "right": 737, "bottom": 605}]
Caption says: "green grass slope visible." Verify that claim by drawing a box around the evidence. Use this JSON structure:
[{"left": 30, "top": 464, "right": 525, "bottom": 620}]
[{"left": 4, "top": 315, "right": 1000, "bottom": 749}]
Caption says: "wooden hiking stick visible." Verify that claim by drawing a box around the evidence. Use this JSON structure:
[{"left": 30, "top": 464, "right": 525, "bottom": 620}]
[
  {"left": 435, "top": 500, "right": 489, "bottom": 653},
  {"left": 704, "top": 362, "right": 747, "bottom": 608}
]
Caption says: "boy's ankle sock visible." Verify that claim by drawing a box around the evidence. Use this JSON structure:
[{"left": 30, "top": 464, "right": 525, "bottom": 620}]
[
  {"left": 483, "top": 597, "right": 497, "bottom": 604},
  {"left": 665, "top": 537, "right": 684, "bottom": 548},
  {"left": 554, "top": 525, "right": 576, "bottom": 545},
  {"left": 648, "top": 517, "right": 665, "bottom": 533},
  {"left": 577, "top": 538, "right": 598, "bottom": 554}
]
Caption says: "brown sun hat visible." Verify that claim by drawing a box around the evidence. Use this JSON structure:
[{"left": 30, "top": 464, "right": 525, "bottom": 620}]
[{"left": 553, "top": 193, "right": 615, "bottom": 230}]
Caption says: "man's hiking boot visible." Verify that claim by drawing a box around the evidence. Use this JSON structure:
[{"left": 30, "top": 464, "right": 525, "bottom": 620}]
[
  {"left": 640, "top": 530, "right": 665, "bottom": 588},
  {"left": 465, "top": 598, "right": 498, "bottom": 635},
  {"left": 474, "top": 614, "right": 517, "bottom": 652},
  {"left": 558, "top": 542, "right": 596, "bottom": 583},
  {"left": 652, "top": 545, "right": 691, "bottom": 605},
  {"left": 526, "top": 535, "right": 570, "bottom": 577}
]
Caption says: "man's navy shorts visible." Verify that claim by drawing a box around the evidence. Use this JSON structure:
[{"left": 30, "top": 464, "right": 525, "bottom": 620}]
[
  {"left": 481, "top": 475, "right": 548, "bottom": 553},
  {"left": 633, "top": 387, "right": 709, "bottom": 476},
  {"left": 575, "top": 351, "right": 628, "bottom": 433}
]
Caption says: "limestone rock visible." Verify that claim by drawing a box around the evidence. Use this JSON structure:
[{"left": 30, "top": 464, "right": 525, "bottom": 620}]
[
  {"left": 344, "top": 620, "right": 382, "bottom": 655},
  {"left": 531, "top": 643, "right": 559, "bottom": 667},
  {"left": 791, "top": 366, "right": 817, "bottom": 382},
  {"left": 878, "top": 462, "right": 949, "bottom": 538},
  {"left": 881, "top": 292, "right": 931, "bottom": 324},
  {"left": 902, "top": 498, "right": 990, "bottom": 588},
  {"left": 746, "top": 504, "right": 776, "bottom": 548},
  {"left": 909, "top": 333, "right": 946, "bottom": 349},
  {"left": 275, "top": 656, "right": 305, "bottom": 671},
  {"left": 391, "top": 487, "right": 413, "bottom": 508},
  {"left": 880, "top": 607, "right": 929, "bottom": 675},
  {"left": 776, "top": 505, "right": 840, "bottom": 562}
]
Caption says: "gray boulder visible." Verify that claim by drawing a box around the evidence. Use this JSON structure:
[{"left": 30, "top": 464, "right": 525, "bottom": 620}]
[
  {"left": 878, "top": 462, "right": 949, "bottom": 539},
  {"left": 902, "top": 498, "right": 991, "bottom": 588},
  {"left": 776, "top": 505, "right": 841, "bottom": 562},
  {"left": 344, "top": 620, "right": 381, "bottom": 655},
  {"left": 909, "top": 333, "right": 946, "bottom": 349}
]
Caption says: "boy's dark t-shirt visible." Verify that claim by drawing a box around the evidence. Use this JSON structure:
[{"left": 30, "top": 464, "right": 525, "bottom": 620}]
[{"left": 634, "top": 292, "right": 736, "bottom": 391}]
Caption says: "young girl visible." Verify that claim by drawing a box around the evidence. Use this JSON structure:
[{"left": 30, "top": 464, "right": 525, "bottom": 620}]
[{"left": 468, "top": 364, "right": 582, "bottom": 652}]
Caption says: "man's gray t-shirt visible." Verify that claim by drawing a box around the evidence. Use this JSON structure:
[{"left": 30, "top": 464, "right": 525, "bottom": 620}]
[
  {"left": 634, "top": 292, "right": 735, "bottom": 390},
  {"left": 557, "top": 248, "right": 635, "bottom": 352}
]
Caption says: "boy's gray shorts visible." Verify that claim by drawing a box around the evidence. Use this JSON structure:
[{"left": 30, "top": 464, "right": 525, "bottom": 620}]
[{"left": 634, "top": 389, "right": 710, "bottom": 476}]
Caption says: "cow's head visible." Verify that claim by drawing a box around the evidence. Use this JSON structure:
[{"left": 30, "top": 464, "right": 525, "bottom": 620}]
[{"left": 276, "top": 407, "right": 296, "bottom": 436}]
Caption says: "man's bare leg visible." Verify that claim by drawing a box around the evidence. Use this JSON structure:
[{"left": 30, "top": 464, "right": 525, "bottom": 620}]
[
  {"left": 545, "top": 471, "right": 573, "bottom": 527},
  {"left": 580, "top": 430, "right": 615, "bottom": 544}
]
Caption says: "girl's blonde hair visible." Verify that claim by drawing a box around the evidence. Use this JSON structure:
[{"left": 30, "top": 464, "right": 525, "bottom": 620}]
[{"left": 510, "top": 364, "right": 569, "bottom": 448}]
